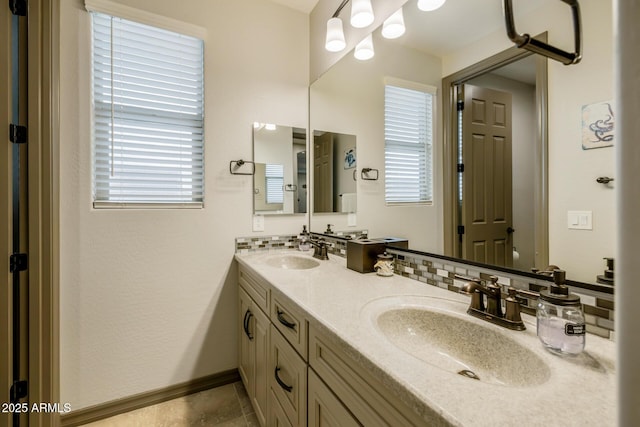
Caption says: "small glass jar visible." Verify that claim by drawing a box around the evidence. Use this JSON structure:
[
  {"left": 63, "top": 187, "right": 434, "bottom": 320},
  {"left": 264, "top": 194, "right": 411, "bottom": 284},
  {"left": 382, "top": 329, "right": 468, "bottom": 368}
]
[{"left": 536, "top": 270, "right": 585, "bottom": 355}]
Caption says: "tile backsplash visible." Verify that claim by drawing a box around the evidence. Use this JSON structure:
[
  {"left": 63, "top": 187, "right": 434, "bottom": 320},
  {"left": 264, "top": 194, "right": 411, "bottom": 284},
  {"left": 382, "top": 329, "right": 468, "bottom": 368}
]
[{"left": 235, "top": 235, "right": 299, "bottom": 253}]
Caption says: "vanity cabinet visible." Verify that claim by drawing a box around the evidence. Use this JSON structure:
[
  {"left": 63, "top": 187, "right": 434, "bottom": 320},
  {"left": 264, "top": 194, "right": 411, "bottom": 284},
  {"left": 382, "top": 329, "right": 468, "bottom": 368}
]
[
  {"left": 238, "top": 262, "right": 424, "bottom": 427},
  {"left": 238, "top": 286, "right": 270, "bottom": 426}
]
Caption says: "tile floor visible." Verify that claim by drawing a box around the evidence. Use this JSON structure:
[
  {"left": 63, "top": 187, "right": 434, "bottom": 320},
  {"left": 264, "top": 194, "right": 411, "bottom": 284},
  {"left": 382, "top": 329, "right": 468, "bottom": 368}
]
[{"left": 81, "top": 382, "right": 258, "bottom": 426}]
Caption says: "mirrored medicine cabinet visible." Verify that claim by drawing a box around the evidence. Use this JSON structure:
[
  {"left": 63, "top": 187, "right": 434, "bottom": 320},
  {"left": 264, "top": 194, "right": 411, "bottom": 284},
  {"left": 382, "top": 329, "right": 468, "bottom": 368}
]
[{"left": 253, "top": 123, "right": 307, "bottom": 215}]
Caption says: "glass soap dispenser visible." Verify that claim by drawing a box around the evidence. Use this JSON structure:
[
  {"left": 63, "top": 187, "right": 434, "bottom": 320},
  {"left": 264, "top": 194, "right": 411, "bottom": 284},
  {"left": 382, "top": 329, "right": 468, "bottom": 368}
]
[{"left": 536, "top": 269, "right": 586, "bottom": 355}]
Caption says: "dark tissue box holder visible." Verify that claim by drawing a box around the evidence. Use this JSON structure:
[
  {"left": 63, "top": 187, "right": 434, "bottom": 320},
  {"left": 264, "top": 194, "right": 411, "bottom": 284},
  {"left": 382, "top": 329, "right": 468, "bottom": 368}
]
[{"left": 346, "top": 238, "right": 408, "bottom": 273}]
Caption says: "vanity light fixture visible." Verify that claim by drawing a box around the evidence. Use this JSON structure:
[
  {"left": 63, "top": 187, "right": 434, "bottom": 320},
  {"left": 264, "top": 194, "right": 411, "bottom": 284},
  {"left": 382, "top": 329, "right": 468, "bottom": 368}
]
[
  {"left": 350, "top": 0, "right": 374, "bottom": 28},
  {"left": 417, "top": 0, "right": 447, "bottom": 12},
  {"left": 381, "top": 8, "right": 405, "bottom": 39},
  {"left": 325, "top": 17, "right": 347, "bottom": 52},
  {"left": 354, "top": 34, "right": 374, "bottom": 60},
  {"left": 325, "top": 0, "right": 375, "bottom": 53}
]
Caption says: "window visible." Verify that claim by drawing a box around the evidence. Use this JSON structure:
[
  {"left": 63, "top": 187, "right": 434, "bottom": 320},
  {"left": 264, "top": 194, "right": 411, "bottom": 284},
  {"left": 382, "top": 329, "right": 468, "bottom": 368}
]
[
  {"left": 265, "top": 164, "right": 284, "bottom": 204},
  {"left": 384, "top": 80, "right": 435, "bottom": 204},
  {"left": 91, "top": 12, "right": 204, "bottom": 207}
]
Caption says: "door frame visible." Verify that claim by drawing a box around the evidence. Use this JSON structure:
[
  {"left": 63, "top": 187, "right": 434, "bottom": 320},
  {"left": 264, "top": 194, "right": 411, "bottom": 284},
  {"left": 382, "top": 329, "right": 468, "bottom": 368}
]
[{"left": 442, "top": 34, "right": 549, "bottom": 269}]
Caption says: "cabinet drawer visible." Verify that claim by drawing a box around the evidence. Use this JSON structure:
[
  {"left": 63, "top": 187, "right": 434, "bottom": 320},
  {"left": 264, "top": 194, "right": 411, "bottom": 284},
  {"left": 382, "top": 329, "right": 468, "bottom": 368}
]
[
  {"left": 309, "top": 327, "right": 424, "bottom": 427},
  {"left": 239, "top": 265, "right": 270, "bottom": 313},
  {"left": 308, "top": 369, "right": 360, "bottom": 427},
  {"left": 270, "top": 325, "right": 307, "bottom": 427},
  {"left": 271, "top": 293, "right": 308, "bottom": 360}
]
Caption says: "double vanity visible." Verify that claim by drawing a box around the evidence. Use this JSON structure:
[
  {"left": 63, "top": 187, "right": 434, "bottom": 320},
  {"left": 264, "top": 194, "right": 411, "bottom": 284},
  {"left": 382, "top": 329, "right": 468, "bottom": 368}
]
[{"left": 236, "top": 250, "right": 615, "bottom": 426}]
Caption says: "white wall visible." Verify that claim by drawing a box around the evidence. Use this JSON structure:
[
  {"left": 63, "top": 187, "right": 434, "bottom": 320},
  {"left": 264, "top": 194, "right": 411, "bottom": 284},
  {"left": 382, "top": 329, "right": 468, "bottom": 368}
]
[
  {"left": 468, "top": 73, "right": 536, "bottom": 271},
  {"left": 310, "top": 33, "right": 443, "bottom": 252},
  {"left": 444, "top": 0, "right": 615, "bottom": 283},
  {"left": 59, "top": 0, "right": 308, "bottom": 410}
]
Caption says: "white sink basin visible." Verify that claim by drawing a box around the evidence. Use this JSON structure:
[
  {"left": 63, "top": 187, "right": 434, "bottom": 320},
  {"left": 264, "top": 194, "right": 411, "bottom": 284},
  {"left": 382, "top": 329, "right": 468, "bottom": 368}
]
[
  {"left": 364, "top": 296, "right": 550, "bottom": 387},
  {"left": 265, "top": 254, "right": 320, "bottom": 270}
]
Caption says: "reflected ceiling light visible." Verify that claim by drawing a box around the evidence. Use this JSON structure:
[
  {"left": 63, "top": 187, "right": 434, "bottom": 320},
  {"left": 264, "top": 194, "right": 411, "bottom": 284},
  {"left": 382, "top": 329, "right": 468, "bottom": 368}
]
[
  {"left": 325, "top": 17, "right": 346, "bottom": 52},
  {"left": 417, "top": 0, "right": 447, "bottom": 12},
  {"left": 351, "top": 0, "right": 374, "bottom": 28},
  {"left": 354, "top": 34, "right": 374, "bottom": 60},
  {"left": 381, "top": 8, "right": 405, "bottom": 39},
  {"left": 265, "top": 123, "right": 276, "bottom": 131}
]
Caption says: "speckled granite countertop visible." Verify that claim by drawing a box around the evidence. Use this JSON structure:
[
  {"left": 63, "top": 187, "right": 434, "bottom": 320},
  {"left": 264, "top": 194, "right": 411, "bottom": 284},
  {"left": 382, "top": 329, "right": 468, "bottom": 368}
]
[{"left": 235, "top": 250, "right": 616, "bottom": 426}]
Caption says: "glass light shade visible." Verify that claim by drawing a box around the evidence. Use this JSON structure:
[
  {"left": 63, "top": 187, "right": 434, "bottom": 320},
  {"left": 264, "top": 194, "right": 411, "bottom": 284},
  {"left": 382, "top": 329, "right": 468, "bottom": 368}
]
[
  {"left": 354, "top": 34, "right": 374, "bottom": 60},
  {"left": 325, "top": 17, "right": 346, "bottom": 52},
  {"left": 381, "top": 8, "right": 405, "bottom": 39},
  {"left": 417, "top": 0, "right": 447, "bottom": 12},
  {"left": 350, "top": 0, "right": 374, "bottom": 28}
]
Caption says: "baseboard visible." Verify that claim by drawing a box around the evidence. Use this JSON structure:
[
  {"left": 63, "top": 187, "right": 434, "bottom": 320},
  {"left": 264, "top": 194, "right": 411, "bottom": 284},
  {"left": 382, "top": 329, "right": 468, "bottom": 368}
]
[{"left": 60, "top": 369, "right": 240, "bottom": 427}]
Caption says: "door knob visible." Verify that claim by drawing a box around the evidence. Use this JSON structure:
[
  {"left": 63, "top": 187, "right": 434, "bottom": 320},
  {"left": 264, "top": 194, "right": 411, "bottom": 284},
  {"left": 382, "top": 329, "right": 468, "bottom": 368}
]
[{"left": 507, "top": 226, "right": 515, "bottom": 234}]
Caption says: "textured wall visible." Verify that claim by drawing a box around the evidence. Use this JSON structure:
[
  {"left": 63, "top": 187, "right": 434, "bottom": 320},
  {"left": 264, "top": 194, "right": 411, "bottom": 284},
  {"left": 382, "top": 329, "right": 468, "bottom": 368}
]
[{"left": 59, "top": 0, "right": 309, "bottom": 410}]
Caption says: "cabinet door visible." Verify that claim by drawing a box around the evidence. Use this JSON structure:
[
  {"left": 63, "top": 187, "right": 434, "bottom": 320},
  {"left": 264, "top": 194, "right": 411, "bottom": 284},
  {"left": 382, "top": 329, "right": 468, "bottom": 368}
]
[
  {"left": 238, "top": 287, "right": 255, "bottom": 396},
  {"left": 251, "top": 301, "right": 270, "bottom": 427},
  {"left": 268, "top": 390, "right": 294, "bottom": 427},
  {"left": 308, "top": 369, "right": 360, "bottom": 427},
  {"left": 270, "top": 325, "right": 307, "bottom": 427}
]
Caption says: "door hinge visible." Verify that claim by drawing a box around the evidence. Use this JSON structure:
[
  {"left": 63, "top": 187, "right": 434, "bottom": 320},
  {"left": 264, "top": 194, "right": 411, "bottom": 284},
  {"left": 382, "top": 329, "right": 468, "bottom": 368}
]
[
  {"left": 9, "top": 253, "right": 28, "bottom": 273},
  {"left": 9, "top": 124, "right": 27, "bottom": 144},
  {"left": 10, "top": 380, "right": 28, "bottom": 402},
  {"left": 457, "top": 100, "right": 464, "bottom": 111},
  {"left": 9, "top": 0, "right": 27, "bottom": 16},
  {"left": 457, "top": 225, "right": 465, "bottom": 235},
  {"left": 457, "top": 163, "right": 464, "bottom": 173}
]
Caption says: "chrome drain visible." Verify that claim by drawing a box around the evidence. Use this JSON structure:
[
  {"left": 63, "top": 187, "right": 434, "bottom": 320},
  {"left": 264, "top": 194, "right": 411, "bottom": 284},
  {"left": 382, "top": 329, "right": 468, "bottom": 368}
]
[{"left": 458, "top": 369, "right": 480, "bottom": 380}]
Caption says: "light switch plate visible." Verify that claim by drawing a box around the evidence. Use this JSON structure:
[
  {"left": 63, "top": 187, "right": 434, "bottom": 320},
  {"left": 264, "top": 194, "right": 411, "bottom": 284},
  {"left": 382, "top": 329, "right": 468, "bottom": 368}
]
[
  {"left": 567, "top": 211, "right": 593, "bottom": 230},
  {"left": 252, "top": 215, "right": 264, "bottom": 232},
  {"left": 348, "top": 213, "right": 357, "bottom": 226}
]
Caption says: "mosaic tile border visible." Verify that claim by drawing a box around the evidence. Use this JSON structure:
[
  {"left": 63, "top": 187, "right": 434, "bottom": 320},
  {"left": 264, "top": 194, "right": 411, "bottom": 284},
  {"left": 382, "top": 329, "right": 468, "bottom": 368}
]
[
  {"left": 386, "top": 248, "right": 615, "bottom": 340},
  {"left": 235, "top": 235, "right": 299, "bottom": 253}
]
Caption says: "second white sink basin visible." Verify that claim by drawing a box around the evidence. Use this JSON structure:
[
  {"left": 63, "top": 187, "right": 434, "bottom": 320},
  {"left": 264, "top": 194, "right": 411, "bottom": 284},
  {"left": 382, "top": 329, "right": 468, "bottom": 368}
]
[
  {"left": 364, "top": 296, "right": 551, "bottom": 387},
  {"left": 266, "top": 254, "right": 320, "bottom": 270}
]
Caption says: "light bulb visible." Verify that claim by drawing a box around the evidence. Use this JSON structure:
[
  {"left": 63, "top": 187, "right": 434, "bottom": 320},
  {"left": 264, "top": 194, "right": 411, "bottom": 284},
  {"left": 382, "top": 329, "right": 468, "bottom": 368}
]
[
  {"left": 354, "top": 34, "right": 374, "bottom": 61},
  {"left": 350, "top": 0, "right": 374, "bottom": 28},
  {"left": 417, "top": 0, "right": 446, "bottom": 12},
  {"left": 265, "top": 123, "right": 276, "bottom": 131},
  {"left": 325, "top": 17, "right": 346, "bottom": 52},
  {"left": 382, "top": 8, "right": 405, "bottom": 39}
]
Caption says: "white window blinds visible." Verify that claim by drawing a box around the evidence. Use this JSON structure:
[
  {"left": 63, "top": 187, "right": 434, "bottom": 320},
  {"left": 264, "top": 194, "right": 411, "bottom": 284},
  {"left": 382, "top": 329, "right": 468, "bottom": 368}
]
[
  {"left": 91, "top": 12, "right": 204, "bottom": 207},
  {"left": 384, "top": 83, "right": 434, "bottom": 204},
  {"left": 265, "top": 164, "right": 284, "bottom": 204}
]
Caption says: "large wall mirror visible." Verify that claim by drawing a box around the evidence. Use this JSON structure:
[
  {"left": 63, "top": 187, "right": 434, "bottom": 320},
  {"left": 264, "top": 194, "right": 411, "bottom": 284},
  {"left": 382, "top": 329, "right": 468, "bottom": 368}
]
[
  {"left": 253, "top": 123, "right": 307, "bottom": 215},
  {"left": 309, "top": 0, "right": 615, "bottom": 285}
]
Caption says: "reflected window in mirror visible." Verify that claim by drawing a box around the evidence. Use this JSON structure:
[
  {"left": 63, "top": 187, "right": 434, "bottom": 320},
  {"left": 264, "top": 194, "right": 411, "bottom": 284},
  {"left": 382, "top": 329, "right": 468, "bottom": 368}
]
[
  {"left": 253, "top": 124, "right": 307, "bottom": 215},
  {"left": 384, "top": 79, "right": 435, "bottom": 204}
]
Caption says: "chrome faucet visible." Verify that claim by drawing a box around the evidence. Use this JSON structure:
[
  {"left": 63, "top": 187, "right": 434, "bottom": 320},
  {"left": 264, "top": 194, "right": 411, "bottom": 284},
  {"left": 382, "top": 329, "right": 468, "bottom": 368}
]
[
  {"left": 462, "top": 276, "right": 525, "bottom": 331},
  {"left": 309, "top": 237, "right": 329, "bottom": 260}
]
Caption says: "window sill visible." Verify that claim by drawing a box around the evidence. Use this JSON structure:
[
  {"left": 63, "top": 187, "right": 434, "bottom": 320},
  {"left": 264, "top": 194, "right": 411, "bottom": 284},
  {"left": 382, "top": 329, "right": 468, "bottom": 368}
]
[{"left": 93, "top": 201, "right": 203, "bottom": 209}]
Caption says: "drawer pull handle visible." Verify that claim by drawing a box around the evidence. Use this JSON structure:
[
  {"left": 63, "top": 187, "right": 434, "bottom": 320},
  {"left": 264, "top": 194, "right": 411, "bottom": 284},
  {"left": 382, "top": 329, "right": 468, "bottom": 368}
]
[
  {"left": 243, "top": 309, "right": 254, "bottom": 340},
  {"left": 276, "top": 309, "right": 296, "bottom": 330},
  {"left": 274, "top": 367, "right": 293, "bottom": 393}
]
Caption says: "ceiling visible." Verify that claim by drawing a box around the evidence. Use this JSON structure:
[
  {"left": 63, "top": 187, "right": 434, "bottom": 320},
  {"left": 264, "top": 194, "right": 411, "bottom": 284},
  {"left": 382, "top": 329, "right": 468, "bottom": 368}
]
[{"left": 267, "top": 0, "right": 319, "bottom": 14}]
